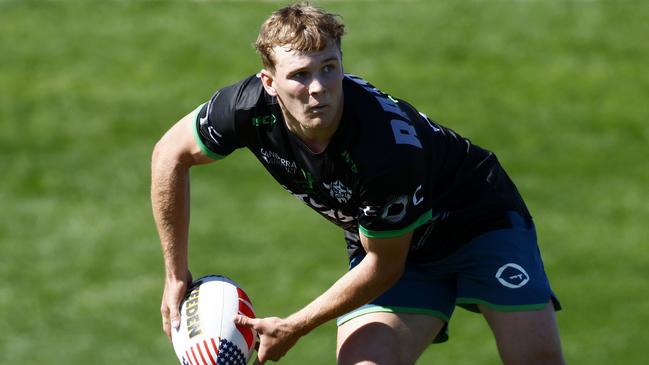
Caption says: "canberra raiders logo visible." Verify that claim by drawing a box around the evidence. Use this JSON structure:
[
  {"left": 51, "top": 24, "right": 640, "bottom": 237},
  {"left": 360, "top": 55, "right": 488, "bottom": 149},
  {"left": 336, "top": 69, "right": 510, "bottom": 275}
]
[{"left": 323, "top": 180, "right": 352, "bottom": 204}]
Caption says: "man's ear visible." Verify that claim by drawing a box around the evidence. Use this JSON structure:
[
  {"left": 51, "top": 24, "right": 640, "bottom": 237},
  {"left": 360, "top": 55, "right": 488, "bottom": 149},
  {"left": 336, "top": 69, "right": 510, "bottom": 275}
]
[{"left": 259, "top": 69, "right": 278, "bottom": 96}]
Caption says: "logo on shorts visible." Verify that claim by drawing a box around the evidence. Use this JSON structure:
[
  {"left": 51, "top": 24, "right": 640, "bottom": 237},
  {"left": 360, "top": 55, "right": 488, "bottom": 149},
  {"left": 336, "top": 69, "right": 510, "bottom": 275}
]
[{"left": 495, "top": 263, "right": 530, "bottom": 289}]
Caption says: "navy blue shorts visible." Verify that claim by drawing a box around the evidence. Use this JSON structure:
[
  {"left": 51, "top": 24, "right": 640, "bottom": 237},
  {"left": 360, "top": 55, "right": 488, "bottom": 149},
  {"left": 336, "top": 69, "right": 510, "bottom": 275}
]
[{"left": 337, "top": 212, "right": 561, "bottom": 343}]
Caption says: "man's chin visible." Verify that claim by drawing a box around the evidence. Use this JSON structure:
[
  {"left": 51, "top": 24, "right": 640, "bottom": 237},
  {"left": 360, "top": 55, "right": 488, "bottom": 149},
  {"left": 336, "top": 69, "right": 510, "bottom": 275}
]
[{"left": 305, "top": 117, "right": 334, "bottom": 129}]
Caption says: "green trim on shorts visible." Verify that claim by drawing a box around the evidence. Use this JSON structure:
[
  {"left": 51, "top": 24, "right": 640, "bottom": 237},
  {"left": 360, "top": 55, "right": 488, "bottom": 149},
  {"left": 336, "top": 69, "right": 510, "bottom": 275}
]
[
  {"left": 190, "top": 103, "right": 226, "bottom": 160},
  {"left": 456, "top": 297, "right": 549, "bottom": 313},
  {"left": 358, "top": 210, "right": 433, "bottom": 238},
  {"left": 336, "top": 304, "right": 449, "bottom": 327}
]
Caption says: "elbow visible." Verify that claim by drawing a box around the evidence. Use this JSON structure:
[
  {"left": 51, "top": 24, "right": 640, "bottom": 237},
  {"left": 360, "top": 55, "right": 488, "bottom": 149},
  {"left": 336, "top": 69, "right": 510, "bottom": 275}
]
[
  {"left": 151, "top": 139, "right": 163, "bottom": 165},
  {"left": 151, "top": 137, "right": 191, "bottom": 171},
  {"left": 151, "top": 139, "right": 171, "bottom": 171},
  {"left": 151, "top": 138, "right": 175, "bottom": 165}
]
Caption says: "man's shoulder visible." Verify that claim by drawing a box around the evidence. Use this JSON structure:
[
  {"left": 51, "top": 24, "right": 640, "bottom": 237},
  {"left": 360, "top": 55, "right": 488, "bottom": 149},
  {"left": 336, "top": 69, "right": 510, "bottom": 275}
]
[
  {"left": 343, "top": 74, "right": 427, "bottom": 175},
  {"left": 343, "top": 73, "right": 423, "bottom": 131},
  {"left": 199, "top": 74, "right": 276, "bottom": 151},
  {"left": 210, "top": 74, "right": 271, "bottom": 112},
  {"left": 343, "top": 74, "right": 384, "bottom": 109}
]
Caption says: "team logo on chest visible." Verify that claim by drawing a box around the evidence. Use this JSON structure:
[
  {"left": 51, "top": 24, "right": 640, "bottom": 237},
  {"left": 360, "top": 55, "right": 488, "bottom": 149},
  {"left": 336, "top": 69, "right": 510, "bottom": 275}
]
[{"left": 323, "top": 180, "right": 352, "bottom": 204}]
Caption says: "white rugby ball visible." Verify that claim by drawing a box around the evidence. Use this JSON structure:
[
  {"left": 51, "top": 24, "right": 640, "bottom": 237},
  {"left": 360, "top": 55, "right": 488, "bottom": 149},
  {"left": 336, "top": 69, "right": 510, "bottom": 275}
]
[{"left": 171, "top": 275, "right": 257, "bottom": 365}]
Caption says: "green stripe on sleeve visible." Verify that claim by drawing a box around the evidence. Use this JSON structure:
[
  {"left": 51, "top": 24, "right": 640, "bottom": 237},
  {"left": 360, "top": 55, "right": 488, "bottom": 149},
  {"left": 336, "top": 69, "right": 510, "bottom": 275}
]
[
  {"left": 359, "top": 210, "right": 433, "bottom": 238},
  {"left": 190, "top": 102, "right": 226, "bottom": 160}
]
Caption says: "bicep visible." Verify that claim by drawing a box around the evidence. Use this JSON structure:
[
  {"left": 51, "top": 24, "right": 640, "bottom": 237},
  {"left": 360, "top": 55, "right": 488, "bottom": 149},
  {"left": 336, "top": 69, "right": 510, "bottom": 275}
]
[
  {"left": 154, "top": 109, "right": 216, "bottom": 167},
  {"left": 359, "top": 231, "right": 412, "bottom": 276}
]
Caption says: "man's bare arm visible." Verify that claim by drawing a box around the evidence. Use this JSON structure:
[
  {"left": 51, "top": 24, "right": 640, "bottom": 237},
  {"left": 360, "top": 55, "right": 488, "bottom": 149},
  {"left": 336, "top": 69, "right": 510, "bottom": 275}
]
[
  {"left": 151, "top": 110, "right": 214, "bottom": 340},
  {"left": 235, "top": 231, "right": 412, "bottom": 362}
]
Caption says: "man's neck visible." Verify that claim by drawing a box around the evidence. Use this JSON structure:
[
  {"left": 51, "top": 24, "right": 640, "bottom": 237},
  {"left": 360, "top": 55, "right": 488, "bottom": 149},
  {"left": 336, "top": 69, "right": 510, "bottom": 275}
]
[
  {"left": 281, "top": 101, "right": 344, "bottom": 154},
  {"left": 284, "top": 120, "right": 338, "bottom": 154}
]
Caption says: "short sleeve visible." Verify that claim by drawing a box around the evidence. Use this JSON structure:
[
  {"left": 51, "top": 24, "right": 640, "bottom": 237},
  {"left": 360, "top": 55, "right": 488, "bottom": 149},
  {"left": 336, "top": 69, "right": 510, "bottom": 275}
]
[
  {"left": 192, "top": 84, "right": 246, "bottom": 160},
  {"left": 357, "top": 167, "right": 432, "bottom": 238}
]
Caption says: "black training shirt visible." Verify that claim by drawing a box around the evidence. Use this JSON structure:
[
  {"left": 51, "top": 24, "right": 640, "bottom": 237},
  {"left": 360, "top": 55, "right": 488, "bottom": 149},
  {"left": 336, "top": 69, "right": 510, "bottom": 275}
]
[{"left": 192, "top": 74, "right": 529, "bottom": 262}]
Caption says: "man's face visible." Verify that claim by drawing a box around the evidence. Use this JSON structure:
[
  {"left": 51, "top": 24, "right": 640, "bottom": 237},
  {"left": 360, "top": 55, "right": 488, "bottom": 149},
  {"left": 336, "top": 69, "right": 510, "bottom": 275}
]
[{"left": 261, "top": 42, "right": 344, "bottom": 135}]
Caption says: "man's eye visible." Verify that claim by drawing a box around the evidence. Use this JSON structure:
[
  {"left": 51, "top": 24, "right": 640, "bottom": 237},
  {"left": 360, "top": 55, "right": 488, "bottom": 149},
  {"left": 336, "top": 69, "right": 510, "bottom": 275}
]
[
  {"left": 323, "top": 65, "right": 335, "bottom": 73},
  {"left": 292, "top": 72, "right": 307, "bottom": 79}
]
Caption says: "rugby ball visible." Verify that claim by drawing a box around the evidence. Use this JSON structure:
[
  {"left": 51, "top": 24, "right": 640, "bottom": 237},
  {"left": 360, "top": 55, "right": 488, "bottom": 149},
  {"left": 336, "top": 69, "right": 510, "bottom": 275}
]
[{"left": 171, "top": 275, "right": 257, "bottom": 365}]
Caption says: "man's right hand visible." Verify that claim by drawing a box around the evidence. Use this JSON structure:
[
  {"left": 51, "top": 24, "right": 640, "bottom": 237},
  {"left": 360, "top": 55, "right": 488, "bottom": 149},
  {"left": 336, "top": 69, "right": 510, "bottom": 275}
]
[{"left": 160, "top": 271, "right": 193, "bottom": 341}]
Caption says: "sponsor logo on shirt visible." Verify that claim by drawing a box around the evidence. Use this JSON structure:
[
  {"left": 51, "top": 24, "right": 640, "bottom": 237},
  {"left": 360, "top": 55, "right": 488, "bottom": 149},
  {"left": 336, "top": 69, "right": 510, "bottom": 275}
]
[
  {"left": 260, "top": 148, "right": 298, "bottom": 174},
  {"left": 361, "top": 205, "right": 380, "bottom": 217},
  {"left": 412, "top": 184, "right": 424, "bottom": 206},
  {"left": 380, "top": 195, "right": 409, "bottom": 224},
  {"left": 252, "top": 114, "right": 276, "bottom": 127},
  {"left": 285, "top": 187, "right": 355, "bottom": 224}
]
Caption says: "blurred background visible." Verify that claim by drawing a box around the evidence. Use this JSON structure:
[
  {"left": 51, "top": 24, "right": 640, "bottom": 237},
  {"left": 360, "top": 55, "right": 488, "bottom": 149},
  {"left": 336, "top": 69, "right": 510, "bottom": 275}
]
[{"left": 1, "top": 0, "right": 647, "bottom": 364}]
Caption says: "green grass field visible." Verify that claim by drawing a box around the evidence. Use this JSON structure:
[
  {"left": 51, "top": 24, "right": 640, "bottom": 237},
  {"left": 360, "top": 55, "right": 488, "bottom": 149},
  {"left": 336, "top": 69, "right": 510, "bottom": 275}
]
[{"left": 1, "top": 0, "right": 648, "bottom": 364}]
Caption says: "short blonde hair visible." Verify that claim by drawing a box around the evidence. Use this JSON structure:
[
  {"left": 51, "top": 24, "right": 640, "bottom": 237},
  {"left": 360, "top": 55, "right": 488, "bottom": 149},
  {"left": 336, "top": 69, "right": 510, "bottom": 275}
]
[{"left": 255, "top": 2, "right": 346, "bottom": 71}]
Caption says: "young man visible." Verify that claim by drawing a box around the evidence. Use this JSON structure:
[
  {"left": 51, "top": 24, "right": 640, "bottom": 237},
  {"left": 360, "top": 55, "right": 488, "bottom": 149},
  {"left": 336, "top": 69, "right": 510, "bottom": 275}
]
[{"left": 151, "top": 3, "right": 565, "bottom": 364}]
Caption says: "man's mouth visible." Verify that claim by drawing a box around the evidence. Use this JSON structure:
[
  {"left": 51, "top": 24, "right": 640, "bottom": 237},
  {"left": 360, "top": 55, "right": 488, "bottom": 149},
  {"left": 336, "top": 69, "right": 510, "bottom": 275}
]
[{"left": 308, "top": 104, "right": 328, "bottom": 113}]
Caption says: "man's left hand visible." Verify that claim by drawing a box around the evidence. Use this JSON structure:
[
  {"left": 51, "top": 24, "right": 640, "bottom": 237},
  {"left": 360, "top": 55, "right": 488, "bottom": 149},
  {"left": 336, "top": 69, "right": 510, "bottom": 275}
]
[{"left": 234, "top": 314, "right": 303, "bottom": 363}]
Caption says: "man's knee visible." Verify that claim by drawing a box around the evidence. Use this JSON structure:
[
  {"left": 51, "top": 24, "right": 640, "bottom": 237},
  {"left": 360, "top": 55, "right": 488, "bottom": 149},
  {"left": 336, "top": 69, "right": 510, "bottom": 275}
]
[
  {"left": 533, "top": 345, "right": 565, "bottom": 365},
  {"left": 500, "top": 342, "right": 565, "bottom": 365},
  {"left": 337, "top": 322, "right": 403, "bottom": 365},
  {"left": 336, "top": 313, "right": 443, "bottom": 365}
]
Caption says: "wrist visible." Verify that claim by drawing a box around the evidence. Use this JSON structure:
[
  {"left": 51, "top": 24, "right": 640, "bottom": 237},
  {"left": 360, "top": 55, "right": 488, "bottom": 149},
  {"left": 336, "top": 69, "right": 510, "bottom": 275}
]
[
  {"left": 284, "top": 312, "right": 316, "bottom": 337},
  {"left": 165, "top": 267, "right": 191, "bottom": 283}
]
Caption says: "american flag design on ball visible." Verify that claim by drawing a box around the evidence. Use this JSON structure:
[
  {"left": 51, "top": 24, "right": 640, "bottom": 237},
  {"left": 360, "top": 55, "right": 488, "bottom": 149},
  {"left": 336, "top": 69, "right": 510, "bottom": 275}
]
[
  {"left": 181, "top": 337, "right": 247, "bottom": 365},
  {"left": 172, "top": 275, "right": 257, "bottom": 365},
  {"left": 216, "top": 338, "right": 247, "bottom": 365}
]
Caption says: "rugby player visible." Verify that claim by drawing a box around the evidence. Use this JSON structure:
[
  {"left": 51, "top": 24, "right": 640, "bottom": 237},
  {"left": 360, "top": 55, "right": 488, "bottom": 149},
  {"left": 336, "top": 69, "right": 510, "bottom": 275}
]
[{"left": 151, "top": 3, "right": 565, "bottom": 364}]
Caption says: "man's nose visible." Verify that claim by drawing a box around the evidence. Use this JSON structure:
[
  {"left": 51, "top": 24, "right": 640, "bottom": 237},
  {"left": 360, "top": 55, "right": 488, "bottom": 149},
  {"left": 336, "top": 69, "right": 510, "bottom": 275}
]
[{"left": 308, "top": 75, "right": 325, "bottom": 95}]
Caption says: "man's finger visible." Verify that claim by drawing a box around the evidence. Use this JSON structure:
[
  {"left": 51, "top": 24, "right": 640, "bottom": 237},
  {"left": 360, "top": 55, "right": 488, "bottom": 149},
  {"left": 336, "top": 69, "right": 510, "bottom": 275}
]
[
  {"left": 233, "top": 314, "right": 260, "bottom": 330},
  {"left": 161, "top": 303, "right": 172, "bottom": 340},
  {"left": 169, "top": 305, "right": 181, "bottom": 331},
  {"left": 162, "top": 319, "right": 171, "bottom": 340},
  {"left": 162, "top": 295, "right": 182, "bottom": 341}
]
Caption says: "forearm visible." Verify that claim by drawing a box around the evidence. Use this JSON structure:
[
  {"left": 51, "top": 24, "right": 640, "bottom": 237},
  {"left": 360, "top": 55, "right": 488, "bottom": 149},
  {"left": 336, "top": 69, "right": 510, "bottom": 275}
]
[
  {"left": 287, "top": 252, "right": 403, "bottom": 336},
  {"left": 151, "top": 145, "right": 191, "bottom": 279}
]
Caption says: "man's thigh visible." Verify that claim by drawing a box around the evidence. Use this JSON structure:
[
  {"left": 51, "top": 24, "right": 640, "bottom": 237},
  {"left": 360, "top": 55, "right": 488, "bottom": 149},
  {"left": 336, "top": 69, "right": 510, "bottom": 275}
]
[
  {"left": 337, "top": 312, "right": 444, "bottom": 365},
  {"left": 480, "top": 301, "right": 565, "bottom": 365}
]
